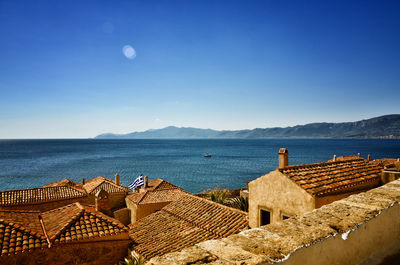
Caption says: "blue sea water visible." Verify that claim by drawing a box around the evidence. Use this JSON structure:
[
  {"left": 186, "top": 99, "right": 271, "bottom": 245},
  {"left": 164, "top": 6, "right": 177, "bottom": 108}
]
[{"left": 0, "top": 139, "right": 399, "bottom": 193}]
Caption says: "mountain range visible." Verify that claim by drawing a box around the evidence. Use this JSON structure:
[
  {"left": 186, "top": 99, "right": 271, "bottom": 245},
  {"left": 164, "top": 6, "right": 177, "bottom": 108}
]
[{"left": 95, "top": 114, "right": 400, "bottom": 139}]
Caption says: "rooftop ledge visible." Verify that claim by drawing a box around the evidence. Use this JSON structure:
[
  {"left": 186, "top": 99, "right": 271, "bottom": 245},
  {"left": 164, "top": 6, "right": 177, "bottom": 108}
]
[{"left": 147, "top": 179, "right": 400, "bottom": 265}]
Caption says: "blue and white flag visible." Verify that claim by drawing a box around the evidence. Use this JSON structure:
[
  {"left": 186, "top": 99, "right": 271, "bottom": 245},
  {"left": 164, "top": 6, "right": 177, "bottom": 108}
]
[{"left": 128, "top": 174, "right": 144, "bottom": 190}]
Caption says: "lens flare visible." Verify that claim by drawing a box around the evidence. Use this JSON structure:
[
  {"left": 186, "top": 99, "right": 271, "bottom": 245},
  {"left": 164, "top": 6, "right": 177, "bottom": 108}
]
[{"left": 122, "top": 45, "right": 136, "bottom": 59}]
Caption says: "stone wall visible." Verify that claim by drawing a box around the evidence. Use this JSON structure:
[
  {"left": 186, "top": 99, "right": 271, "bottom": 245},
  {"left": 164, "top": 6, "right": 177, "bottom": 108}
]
[
  {"left": 0, "top": 239, "right": 131, "bottom": 265},
  {"left": 147, "top": 179, "right": 400, "bottom": 265}
]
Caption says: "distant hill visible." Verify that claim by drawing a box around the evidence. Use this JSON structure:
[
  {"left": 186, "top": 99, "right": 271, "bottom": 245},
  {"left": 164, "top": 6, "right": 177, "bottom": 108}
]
[{"left": 95, "top": 114, "right": 400, "bottom": 139}]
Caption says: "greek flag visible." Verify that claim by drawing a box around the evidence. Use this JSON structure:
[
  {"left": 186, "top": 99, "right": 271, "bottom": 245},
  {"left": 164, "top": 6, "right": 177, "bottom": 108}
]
[{"left": 128, "top": 174, "right": 144, "bottom": 190}]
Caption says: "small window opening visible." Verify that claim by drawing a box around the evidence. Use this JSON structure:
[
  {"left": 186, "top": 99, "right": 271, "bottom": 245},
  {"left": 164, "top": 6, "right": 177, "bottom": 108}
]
[{"left": 282, "top": 215, "right": 290, "bottom": 220}]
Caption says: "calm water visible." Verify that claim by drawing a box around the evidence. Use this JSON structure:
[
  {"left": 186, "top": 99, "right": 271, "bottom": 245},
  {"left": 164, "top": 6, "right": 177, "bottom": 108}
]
[{"left": 0, "top": 139, "right": 399, "bottom": 193}]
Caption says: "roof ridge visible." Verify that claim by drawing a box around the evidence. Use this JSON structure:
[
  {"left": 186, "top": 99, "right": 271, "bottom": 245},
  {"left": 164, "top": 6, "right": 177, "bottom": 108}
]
[
  {"left": 47, "top": 205, "right": 85, "bottom": 242},
  {"left": 279, "top": 158, "right": 367, "bottom": 171},
  {"left": 0, "top": 185, "right": 85, "bottom": 193}
]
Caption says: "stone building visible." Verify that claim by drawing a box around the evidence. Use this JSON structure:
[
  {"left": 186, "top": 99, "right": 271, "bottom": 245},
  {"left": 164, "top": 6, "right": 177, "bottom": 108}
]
[
  {"left": 129, "top": 193, "right": 248, "bottom": 260},
  {"left": 0, "top": 202, "right": 130, "bottom": 265},
  {"left": 248, "top": 148, "right": 384, "bottom": 227},
  {"left": 125, "top": 178, "right": 186, "bottom": 224}
]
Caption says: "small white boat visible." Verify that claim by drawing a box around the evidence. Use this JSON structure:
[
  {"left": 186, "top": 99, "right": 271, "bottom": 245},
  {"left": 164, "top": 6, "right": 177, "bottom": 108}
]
[{"left": 204, "top": 153, "right": 212, "bottom": 158}]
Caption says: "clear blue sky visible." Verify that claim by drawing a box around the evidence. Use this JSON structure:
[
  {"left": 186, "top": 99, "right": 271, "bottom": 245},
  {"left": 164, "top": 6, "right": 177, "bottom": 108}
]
[{"left": 0, "top": 0, "right": 399, "bottom": 138}]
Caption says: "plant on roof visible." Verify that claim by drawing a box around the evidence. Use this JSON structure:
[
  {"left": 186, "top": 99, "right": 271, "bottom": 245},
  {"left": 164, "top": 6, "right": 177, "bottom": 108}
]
[
  {"left": 227, "top": 196, "right": 249, "bottom": 212},
  {"left": 207, "top": 187, "right": 232, "bottom": 205},
  {"left": 118, "top": 250, "right": 145, "bottom": 265}
]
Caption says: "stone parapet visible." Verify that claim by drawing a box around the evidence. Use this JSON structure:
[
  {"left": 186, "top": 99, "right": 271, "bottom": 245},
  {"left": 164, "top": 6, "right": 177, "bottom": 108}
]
[{"left": 147, "top": 179, "right": 400, "bottom": 265}]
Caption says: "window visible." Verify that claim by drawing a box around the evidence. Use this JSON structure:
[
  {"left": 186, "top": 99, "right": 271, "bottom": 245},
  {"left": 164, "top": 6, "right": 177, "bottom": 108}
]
[
  {"left": 260, "top": 209, "right": 271, "bottom": 226},
  {"left": 282, "top": 215, "right": 290, "bottom": 220}
]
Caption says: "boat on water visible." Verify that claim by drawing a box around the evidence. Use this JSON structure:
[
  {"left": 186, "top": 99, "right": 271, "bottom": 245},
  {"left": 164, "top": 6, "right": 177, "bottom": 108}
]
[{"left": 204, "top": 153, "right": 212, "bottom": 158}]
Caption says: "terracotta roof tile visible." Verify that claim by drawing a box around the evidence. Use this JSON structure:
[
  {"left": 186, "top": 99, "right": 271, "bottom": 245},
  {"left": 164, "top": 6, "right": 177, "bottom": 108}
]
[
  {"left": 126, "top": 179, "right": 186, "bottom": 205},
  {"left": 41, "top": 203, "right": 128, "bottom": 245},
  {"left": 0, "top": 210, "right": 43, "bottom": 237},
  {"left": 129, "top": 193, "right": 248, "bottom": 259},
  {"left": 0, "top": 210, "right": 48, "bottom": 256},
  {"left": 42, "top": 179, "right": 87, "bottom": 194},
  {"left": 279, "top": 159, "right": 383, "bottom": 197},
  {"left": 0, "top": 202, "right": 129, "bottom": 257},
  {"left": 0, "top": 220, "right": 48, "bottom": 256},
  {"left": 83, "top": 176, "right": 130, "bottom": 194},
  {"left": 0, "top": 186, "right": 87, "bottom": 207}
]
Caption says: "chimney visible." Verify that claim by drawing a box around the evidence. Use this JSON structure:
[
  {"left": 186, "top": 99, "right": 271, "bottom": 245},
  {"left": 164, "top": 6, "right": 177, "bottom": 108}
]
[
  {"left": 82, "top": 178, "right": 85, "bottom": 185},
  {"left": 144, "top": 176, "right": 148, "bottom": 188},
  {"left": 357, "top": 153, "right": 361, "bottom": 157},
  {"left": 333, "top": 155, "right": 337, "bottom": 162},
  {"left": 95, "top": 189, "right": 111, "bottom": 216},
  {"left": 279, "top": 148, "right": 289, "bottom": 169},
  {"left": 368, "top": 154, "right": 371, "bottom": 161},
  {"left": 115, "top": 173, "right": 120, "bottom": 185}
]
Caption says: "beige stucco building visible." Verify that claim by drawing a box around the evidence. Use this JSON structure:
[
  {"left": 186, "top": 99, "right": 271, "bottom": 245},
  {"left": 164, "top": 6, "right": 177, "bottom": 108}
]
[{"left": 249, "top": 148, "right": 384, "bottom": 228}]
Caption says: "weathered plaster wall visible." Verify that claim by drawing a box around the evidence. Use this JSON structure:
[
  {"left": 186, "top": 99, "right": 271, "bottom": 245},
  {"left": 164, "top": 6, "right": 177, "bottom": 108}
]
[
  {"left": 125, "top": 198, "right": 170, "bottom": 224},
  {"left": 249, "top": 170, "right": 314, "bottom": 227},
  {"left": 114, "top": 207, "right": 131, "bottom": 225},
  {"left": 147, "top": 179, "right": 400, "bottom": 265},
  {"left": 136, "top": 202, "right": 170, "bottom": 220},
  {"left": 88, "top": 192, "right": 127, "bottom": 210}
]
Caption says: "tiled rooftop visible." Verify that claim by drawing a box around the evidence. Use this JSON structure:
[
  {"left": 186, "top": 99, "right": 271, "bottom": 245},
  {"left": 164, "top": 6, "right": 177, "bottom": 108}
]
[
  {"left": 41, "top": 203, "right": 128, "bottom": 244},
  {"left": 126, "top": 179, "right": 185, "bottom": 205},
  {"left": 83, "top": 176, "right": 130, "bottom": 194},
  {"left": 0, "top": 219, "right": 48, "bottom": 256},
  {"left": 0, "top": 186, "right": 87, "bottom": 207},
  {"left": 129, "top": 193, "right": 248, "bottom": 259},
  {"left": 43, "top": 178, "right": 82, "bottom": 188},
  {"left": 0, "top": 203, "right": 129, "bottom": 257},
  {"left": 279, "top": 158, "right": 383, "bottom": 197},
  {"left": 0, "top": 210, "right": 48, "bottom": 256}
]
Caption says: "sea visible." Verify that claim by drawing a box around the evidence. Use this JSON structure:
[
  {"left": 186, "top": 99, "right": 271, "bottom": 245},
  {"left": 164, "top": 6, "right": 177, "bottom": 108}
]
[{"left": 0, "top": 139, "right": 399, "bottom": 193}]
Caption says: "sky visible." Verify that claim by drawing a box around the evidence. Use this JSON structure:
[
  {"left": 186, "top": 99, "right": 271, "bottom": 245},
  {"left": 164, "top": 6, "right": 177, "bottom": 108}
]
[{"left": 0, "top": 0, "right": 399, "bottom": 138}]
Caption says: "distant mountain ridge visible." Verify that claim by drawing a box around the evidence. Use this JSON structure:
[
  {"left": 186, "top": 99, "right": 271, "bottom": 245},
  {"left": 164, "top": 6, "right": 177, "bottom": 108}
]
[{"left": 95, "top": 114, "right": 400, "bottom": 139}]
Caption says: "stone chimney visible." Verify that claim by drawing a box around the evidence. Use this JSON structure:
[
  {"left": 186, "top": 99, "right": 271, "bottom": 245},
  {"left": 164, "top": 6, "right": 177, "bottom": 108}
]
[
  {"left": 115, "top": 173, "right": 120, "bottom": 185},
  {"left": 333, "top": 155, "right": 337, "bottom": 162},
  {"left": 95, "top": 189, "right": 111, "bottom": 216},
  {"left": 144, "top": 176, "right": 149, "bottom": 188},
  {"left": 82, "top": 178, "right": 85, "bottom": 185},
  {"left": 368, "top": 154, "right": 371, "bottom": 161},
  {"left": 358, "top": 153, "right": 361, "bottom": 157},
  {"left": 279, "top": 148, "right": 289, "bottom": 169}
]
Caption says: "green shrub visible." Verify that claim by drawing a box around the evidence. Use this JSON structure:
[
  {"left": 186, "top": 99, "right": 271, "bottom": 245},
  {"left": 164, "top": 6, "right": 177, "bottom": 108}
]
[{"left": 227, "top": 196, "right": 249, "bottom": 212}]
